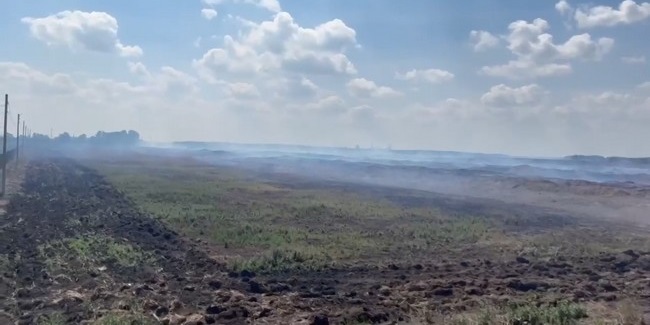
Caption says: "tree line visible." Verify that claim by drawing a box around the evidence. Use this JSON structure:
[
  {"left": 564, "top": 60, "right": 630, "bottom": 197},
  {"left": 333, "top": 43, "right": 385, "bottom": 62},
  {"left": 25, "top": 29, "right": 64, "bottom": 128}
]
[{"left": 27, "top": 130, "right": 141, "bottom": 147}]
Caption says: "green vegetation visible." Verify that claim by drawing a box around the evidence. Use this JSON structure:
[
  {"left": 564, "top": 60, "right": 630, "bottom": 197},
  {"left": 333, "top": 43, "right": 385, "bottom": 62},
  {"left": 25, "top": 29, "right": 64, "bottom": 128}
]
[
  {"left": 523, "top": 228, "right": 650, "bottom": 259},
  {"left": 506, "top": 301, "right": 587, "bottom": 325},
  {"left": 93, "top": 313, "right": 156, "bottom": 325},
  {"left": 38, "top": 234, "right": 155, "bottom": 273},
  {"left": 230, "top": 248, "right": 330, "bottom": 273},
  {"left": 91, "top": 158, "right": 650, "bottom": 273},
  {"left": 0, "top": 254, "right": 13, "bottom": 274},
  {"left": 423, "top": 302, "right": 588, "bottom": 325},
  {"left": 37, "top": 313, "right": 66, "bottom": 325},
  {"left": 92, "top": 159, "right": 504, "bottom": 273}
]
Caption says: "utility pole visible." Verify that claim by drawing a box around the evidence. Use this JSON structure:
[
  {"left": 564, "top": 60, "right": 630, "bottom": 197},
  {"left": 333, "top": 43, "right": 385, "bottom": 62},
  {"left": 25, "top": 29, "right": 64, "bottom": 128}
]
[
  {"left": 16, "top": 114, "right": 20, "bottom": 166},
  {"left": 22, "top": 121, "right": 25, "bottom": 158},
  {"left": 2, "top": 94, "right": 8, "bottom": 196}
]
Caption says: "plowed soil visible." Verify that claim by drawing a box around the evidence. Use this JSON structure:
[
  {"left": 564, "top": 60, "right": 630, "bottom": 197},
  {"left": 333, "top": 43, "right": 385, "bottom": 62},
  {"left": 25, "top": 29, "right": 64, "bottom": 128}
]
[{"left": 1, "top": 158, "right": 650, "bottom": 324}]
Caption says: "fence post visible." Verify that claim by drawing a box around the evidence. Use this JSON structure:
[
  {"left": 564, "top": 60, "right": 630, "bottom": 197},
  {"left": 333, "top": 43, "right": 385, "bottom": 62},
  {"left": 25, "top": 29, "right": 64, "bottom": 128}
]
[
  {"left": 1, "top": 94, "right": 8, "bottom": 196},
  {"left": 16, "top": 114, "right": 20, "bottom": 166}
]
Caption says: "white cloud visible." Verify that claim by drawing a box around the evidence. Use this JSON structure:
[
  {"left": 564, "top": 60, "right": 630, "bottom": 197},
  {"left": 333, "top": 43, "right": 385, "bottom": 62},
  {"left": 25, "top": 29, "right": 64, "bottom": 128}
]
[
  {"left": 280, "top": 76, "right": 319, "bottom": 99},
  {"left": 0, "top": 61, "right": 205, "bottom": 142},
  {"left": 480, "top": 18, "right": 613, "bottom": 79},
  {"left": 481, "top": 84, "right": 545, "bottom": 106},
  {"left": 469, "top": 30, "right": 500, "bottom": 52},
  {"left": 128, "top": 62, "right": 149, "bottom": 76},
  {"left": 283, "top": 51, "right": 357, "bottom": 75},
  {"left": 21, "top": 11, "right": 142, "bottom": 57},
  {"left": 6, "top": 58, "right": 650, "bottom": 157},
  {"left": 555, "top": 0, "right": 573, "bottom": 15},
  {"left": 347, "top": 78, "right": 401, "bottom": 98},
  {"left": 253, "top": 0, "right": 281, "bottom": 12},
  {"left": 242, "top": 13, "right": 357, "bottom": 53},
  {"left": 194, "top": 12, "right": 358, "bottom": 79},
  {"left": 575, "top": 0, "right": 650, "bottom": 28},
  {"left": 506, "top": 19, "right": 614, "bottom": 61},
  {"left": 480, "top": 60, "right": 572, "bottom": 79},
  {"left": 201, "top": 8, "right": 218, "bottom": 20},
  {"left": 395, "top": 68, "right": 454, "bottom": 84},
  {"left": 305, "top": 95, "right": 347, "bottom": 114},
  {"left": 0, "top": 62, "right": 78, "bottom": 96},
  {"left": 621, "top": 55, "right": 646, "bottom": 64},
  {"left": 227, "top": 82, "right": 260, "bottom": 98}
]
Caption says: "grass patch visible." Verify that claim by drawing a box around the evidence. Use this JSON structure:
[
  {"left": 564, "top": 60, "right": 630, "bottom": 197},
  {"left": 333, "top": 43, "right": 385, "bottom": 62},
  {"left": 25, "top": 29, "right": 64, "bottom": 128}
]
[
  {"left": 418, "top": 301, "right": 588, "bottom": 325},
  {"left": 37, "top": 313, "right": 66, "bottom": 325},
  {"left": 0, "top": 254, "right": 13, "bottom": 275},
  {"left": 229, "top": 248, "right": 331, "bottom": 273},
  {"left": 522, "top": 228, "right": 650, "bottom": 259},
  {"left": 616, "top": 300, "right": 645, "bottom": 325},
  {"left": 94, "top": 312, "right": 156, "bottom": 325},
  {"left": 389, "top": 219, "right": 492, "bottom": 249},
  {"left": 91, "top": 158, "right": 643, "bottom": 269},
  {"left": 506, "top": 301, "right": 587, "bottom": 325},
  {"left": 38, "top": 234, "right": 155, "bottom": 273}
]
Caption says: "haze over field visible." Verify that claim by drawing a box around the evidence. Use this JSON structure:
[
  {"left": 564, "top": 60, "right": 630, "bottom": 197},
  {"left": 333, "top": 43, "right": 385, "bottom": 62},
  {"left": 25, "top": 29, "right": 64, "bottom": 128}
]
[{"left": 2, "top": 0, "right": 650, "bottom": 157}]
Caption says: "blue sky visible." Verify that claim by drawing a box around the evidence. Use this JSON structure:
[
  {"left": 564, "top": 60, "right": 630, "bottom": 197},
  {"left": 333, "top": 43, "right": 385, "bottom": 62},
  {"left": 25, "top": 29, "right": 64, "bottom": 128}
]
[{"left": 1, "top": 0, "right": 649, "bottom": 156}]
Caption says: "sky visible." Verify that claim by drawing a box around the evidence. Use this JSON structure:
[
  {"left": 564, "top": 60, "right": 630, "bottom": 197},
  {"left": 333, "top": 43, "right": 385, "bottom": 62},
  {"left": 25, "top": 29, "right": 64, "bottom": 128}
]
[{"left": 1, "top": 0, "right": 649, "bottom": 157}]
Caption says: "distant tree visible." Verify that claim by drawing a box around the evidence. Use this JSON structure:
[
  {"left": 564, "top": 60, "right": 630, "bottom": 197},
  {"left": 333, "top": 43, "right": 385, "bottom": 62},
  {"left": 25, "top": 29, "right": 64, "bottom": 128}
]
[{"left": 55, "top": 132, "right": 72, "bottom": 143}]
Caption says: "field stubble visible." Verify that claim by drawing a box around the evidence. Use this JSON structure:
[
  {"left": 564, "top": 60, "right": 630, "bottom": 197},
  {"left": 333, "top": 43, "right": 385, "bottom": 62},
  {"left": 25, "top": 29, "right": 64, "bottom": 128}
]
[
  {"left": 1, "top": 155, "right": 648, "bottom": 324},
  {"left": 86, "top": 156, "right": 650, "bottom": 324}
]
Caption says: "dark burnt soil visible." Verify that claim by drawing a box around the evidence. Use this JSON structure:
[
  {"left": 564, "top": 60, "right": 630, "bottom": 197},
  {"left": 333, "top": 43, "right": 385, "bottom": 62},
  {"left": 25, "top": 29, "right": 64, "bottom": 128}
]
[
  {"left": 0, "top": 159, "right": 256, "bottom": 324},
  {"left": 1, "top": 159, "right": 650, "bottom": 324}
]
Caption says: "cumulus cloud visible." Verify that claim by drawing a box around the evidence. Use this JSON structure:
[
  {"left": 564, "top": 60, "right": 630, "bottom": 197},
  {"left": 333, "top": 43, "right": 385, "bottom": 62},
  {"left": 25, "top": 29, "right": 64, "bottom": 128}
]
[
  {"left": 194, "top": 12, "right": 358, "bottom": 79},
  {"left": 480, "top": 18, "right": 613, "bottom": 79},
  {"left": 128, "top": 62, "right": 149, "bottom": 76},
  {"left": 506, "top": 19, "right": 614, "bottom": 61},
  {"left": 0, "top": 62, "right": 78, "bottom": 96},
  {"left": 481, "top": 84, "right": 545, "bottom": 106},
  {"left": 575, "top": 0, "right": 650, "bottom": 28},
  {"left": 280, "top": 76, "right": 319, "bottom": 99},
  {"left": 469, "top": 30, "right": 500, "bottom": 51},
  {"left": 480, "top": 60, "right": 572, "bottom": 79},
  {"left": 395, "top": 68, "right": 454, "bottom": 84},
  {"left": 21, "top": 11, "right": 142, "bottom": 57},
  {"left": 227, "top": 82, "right": 260, "bottom": 98},
  {"left": 6, "top": 59, "right": 650, "bottom": 156},
  {"left": 305, "top": 95, "right": 346, "bottom": 113},
  {"left": 283, "top": 52, "right": 357, "bottom": 75},
  {"left": 0, "top": 61, "right": 206, "bottom": 142},
  {"left": 346, "top": 78, "right": 401, "bottom": 98},
  {"left": 555, "top": 0, "right": 573, "bottom": 15},
  {"left": 201, "top": 8, "right": 218, "bottom": 20}
]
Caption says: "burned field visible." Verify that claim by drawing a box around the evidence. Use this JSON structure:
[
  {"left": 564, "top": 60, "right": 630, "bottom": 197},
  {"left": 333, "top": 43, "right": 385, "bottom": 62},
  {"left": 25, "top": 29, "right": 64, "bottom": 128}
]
[{"left": 1, "top": 155, "right": 650, "bottom": 324}]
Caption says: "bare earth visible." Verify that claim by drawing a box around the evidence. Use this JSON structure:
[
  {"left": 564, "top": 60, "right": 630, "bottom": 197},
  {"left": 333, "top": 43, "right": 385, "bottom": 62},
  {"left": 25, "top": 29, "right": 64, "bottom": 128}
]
[{"left": 1, "top": 152, "right": 649, "bottom": 324}]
